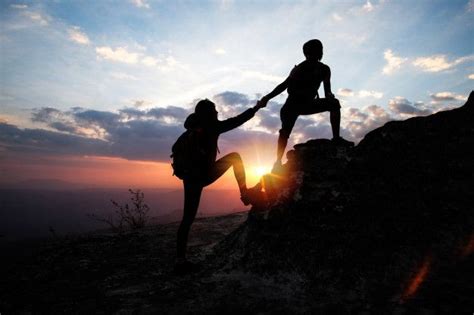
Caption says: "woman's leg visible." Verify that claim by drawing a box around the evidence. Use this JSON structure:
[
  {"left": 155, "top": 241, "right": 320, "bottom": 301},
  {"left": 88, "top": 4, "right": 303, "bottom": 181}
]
[
  {"left": 203, "top": 152, "right": 247, "bottom": 193},
  {"left": 177, "top": 180, "right": 203, "bottom": 260},
  {"left": 177, "top": 153, "right": 248, "bottom": 260}
]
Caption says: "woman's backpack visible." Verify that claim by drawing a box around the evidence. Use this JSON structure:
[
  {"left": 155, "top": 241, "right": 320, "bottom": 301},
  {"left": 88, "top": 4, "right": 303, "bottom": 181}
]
[{"left": 170, "top": 130, "right": 207, "bottom": 180}]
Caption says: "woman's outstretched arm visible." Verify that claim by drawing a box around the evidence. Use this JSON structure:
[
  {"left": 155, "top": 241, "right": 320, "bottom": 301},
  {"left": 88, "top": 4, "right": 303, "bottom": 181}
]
[{"left": 217, "top": 102, "right": 264, "bottom": 134}]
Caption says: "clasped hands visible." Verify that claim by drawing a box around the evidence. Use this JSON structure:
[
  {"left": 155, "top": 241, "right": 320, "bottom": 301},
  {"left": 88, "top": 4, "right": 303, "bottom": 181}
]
[{"left": 254, "top": 96, "right": 270, "bottom": 110}]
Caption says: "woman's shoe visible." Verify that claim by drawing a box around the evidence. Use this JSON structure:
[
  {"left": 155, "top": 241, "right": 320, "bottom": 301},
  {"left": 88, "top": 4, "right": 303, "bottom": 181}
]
[{"left": 173, "top": 260, "right": 201, "bottom": 275}]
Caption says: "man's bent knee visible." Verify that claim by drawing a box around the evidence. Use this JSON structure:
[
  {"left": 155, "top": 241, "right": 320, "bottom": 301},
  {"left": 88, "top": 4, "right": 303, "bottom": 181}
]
[{"left": 332, "top": 98, "right": 341, "bottom": 109}]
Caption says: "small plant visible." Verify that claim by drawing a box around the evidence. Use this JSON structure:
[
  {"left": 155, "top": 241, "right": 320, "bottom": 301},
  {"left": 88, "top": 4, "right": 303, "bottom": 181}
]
[{"left": 88, "top": 189, "right": 150, "bottom": 232}]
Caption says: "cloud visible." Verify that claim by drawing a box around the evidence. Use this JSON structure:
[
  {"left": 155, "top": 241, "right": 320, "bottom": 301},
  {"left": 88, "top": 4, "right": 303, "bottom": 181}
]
[
  {"left": 74, "top": 110, "right": 120, "bottom": 126},
  {"left": 132, "top": 99, "right": 152, "bottom": 108},
  {"left": 337, "top": 88, "right": 382, "bottom": 99},
  {"left": 4, "top": 90, "right": 467, "bottom": 163},
  {"left": 23, "top": 106, "right": 190, "bottom": 160},
  {"left": 141, "top": 56, "right": 158, "bottom": 67},
  {"left": 342, "top": 105, "right": 391, "bottom": 140},
  {"left": 213, "top": 91, "right": 251, "bottom": 107},
  {"left": 467, "top": 0, "right": 474, "bottom": 12},
  {"left": 146, "top": 106, "right": 188, "bottom": 121},
  {"left": 96, "top": 46, "right": 140, "bottom": 64},
  {"left": 20, "top": 102, "right": 275, "bottom": 161},
  {"left": 130, "top": 0, "right": 150, "bottom": 9},
  {"left": 48, "top": 121, "right": 80, "bottom": 133},
  {"left": 382, "top": 49, "right": 407, "bottom": 75},
  {"left": 412, "top": 54, "right": 474, "bottom": 72},
  {"left": 10, "top": 4, "right": 28, "bottom": 9},
  {"left": 337, "top": 88, "right": 354, "bottom": 97},
  {"left": 362, "top": 1, "right": 374, "bottom": 12},
  {"left": 334, "top": 33, "right": 368, "bottom": 46},
  {"left": 21, "top": 10, "right": 50, "bottom": 26},
  {"left": 469, "top": 74, "right": 474, "bottom": 80},
  {"left": 413, "top": 56, "right": 450, "bottom": 72},
  {"left": 110, "top": 72, "right": 138, "bottom": 80},
  {"left": 31, "top": 107, "right": 62, "bottom": 123},
  {"left": 212, "top": 91, "right": 254, "bottom": 117},
  {"left": 258, "top": 114, "right": 281, "bottom": 131},
  {"left": 430, "top": 92, "right": 467, "bottom": 102},
  {"left": 0, "top": 121, "right": 108, "bottom": 157},
  {"left": 217, "top": 0, "right": 234, "bottom": 10},
  {"left": 360, "top": 0, "right": 386, "bottom": 13},
  {"left": 388, "top": 97, "right": 432, "bottom": 116},
  {"left": 241, "top": 70, "right": 285, "bottom": 83},
  {"left": 32, "top": 107, "right": 111, "bottom": 139},
  {"left": 9, "top": 4, "right": 51, "bottom": 25},
  {"left": 214, "top": 48, "right": 227, "bottom": 55},
  {"left": 95, "top": 46, "right": 183, "bottom": 71},
  {"left": 332, "top": 13, "right": 343, "bottom": 21},
  {"left": 165, "top": 56, "right": 177, "bottom": 67},
  {"left": 68, "top": 26, "right": 90, "bottom": 45},
  {"left": 382, "top": 50, "right": 473, "bottom": 74},
  {"left": 358, "top": 90, "right": 383, "bottom": 99}
]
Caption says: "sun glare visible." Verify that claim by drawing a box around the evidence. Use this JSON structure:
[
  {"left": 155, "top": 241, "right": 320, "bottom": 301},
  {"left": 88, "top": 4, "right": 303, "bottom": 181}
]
[{"left": 254, "top": 166, "right": 268, "bottom": 178}]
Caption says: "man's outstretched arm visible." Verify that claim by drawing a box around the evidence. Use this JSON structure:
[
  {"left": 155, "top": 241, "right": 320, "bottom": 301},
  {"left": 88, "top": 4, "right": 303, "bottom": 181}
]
[{"left": 259, "top": 78, "right": 289, "bottom": 106}]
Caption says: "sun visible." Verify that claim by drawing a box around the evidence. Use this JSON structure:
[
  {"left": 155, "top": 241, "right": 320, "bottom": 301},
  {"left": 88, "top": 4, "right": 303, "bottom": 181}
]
[{"left": 253, "top": 166, "right": 268, "bottom": 178}]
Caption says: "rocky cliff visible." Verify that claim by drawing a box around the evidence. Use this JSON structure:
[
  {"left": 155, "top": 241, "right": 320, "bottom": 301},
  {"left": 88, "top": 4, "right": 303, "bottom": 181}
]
[{"left": 212, "top": 91, "right": 474, "bottom": 313}]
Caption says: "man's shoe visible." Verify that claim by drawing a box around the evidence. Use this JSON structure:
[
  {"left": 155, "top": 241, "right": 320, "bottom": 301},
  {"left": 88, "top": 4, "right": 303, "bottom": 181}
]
[
  {"left": 271, "top": 160, "right": 283, "bottom": 174},
  {"left": 332, "top": 136, "right": 354, "bottom": 146}
]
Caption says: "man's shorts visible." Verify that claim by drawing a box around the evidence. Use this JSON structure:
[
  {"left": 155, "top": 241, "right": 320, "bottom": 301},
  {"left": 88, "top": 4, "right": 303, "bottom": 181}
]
[{"left": 279, "top": 96, "right": 341, "bottom": 138}]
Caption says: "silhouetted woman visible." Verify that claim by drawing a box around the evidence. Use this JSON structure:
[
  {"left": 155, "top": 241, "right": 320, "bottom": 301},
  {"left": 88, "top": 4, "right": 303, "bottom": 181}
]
[{"left": 175, "top": 99, "right": 265, "bottom": 273}]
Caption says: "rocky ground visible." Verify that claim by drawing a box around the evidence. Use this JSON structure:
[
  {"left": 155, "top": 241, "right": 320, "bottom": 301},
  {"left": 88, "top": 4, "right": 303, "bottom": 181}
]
[
  {"left": 1, "top": 212, "right": 250, "bottom": 314},
  {"left": 2, "top": 205, "right": 471, "bottom": 314}
]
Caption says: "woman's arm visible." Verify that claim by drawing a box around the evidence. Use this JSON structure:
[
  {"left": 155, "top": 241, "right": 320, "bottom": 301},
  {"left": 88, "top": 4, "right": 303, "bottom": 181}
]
[{"left": 217, "top": 103, "right": 263, "bottom": 134}]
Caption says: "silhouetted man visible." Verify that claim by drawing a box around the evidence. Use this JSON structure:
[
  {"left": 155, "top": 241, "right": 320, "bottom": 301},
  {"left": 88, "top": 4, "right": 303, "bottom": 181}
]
[
  {"left": 258, "top": 39, "right": 352, "bottom": 171},
  {"left": 174, "top": 99, "right": 265, "bottom": 274}
]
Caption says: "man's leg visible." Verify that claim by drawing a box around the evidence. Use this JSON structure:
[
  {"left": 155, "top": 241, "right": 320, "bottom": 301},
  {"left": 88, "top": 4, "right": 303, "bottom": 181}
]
[
  {"left": 300, "top": 98, "right": 341, "bottom": 139},
  {"left": 177, "top": 180, "right": 202, "bottom": 260},
  {"left": 276, "top": 106, "right": 298, "bottom": 166},
  {"left": 330, "top": 101, "right": 341, "bottom": 139}
]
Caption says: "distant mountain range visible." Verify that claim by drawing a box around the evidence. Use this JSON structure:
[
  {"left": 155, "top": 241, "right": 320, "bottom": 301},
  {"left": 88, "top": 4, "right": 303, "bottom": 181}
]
[
  {"left": 0, "top": 187, "right": 247, "bottom": 241},
  {"left": 0, "top": 179, "right": 99, "bottom": 190}
]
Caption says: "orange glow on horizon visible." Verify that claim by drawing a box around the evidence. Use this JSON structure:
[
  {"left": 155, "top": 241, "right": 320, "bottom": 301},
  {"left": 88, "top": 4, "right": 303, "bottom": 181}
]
[
  {"left": 2, "top": 137, "right": 276, "bottom": 190},
  {"left": 2, "top": 155, "right": 183, "bottom": 189},
  {"left": 2, "top": 154, "right": 272, "bottom": 190}
]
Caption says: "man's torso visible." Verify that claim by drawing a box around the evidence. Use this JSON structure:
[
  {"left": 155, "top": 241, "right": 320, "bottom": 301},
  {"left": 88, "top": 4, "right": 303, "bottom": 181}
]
[{"left": 287, "top": 60, "right": 328, "bottom": 100}]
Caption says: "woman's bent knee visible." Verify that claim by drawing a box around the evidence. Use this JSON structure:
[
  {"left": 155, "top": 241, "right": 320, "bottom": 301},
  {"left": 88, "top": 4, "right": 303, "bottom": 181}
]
[{"left": 228, "top": 152, "right": 241, "bottom": 161}]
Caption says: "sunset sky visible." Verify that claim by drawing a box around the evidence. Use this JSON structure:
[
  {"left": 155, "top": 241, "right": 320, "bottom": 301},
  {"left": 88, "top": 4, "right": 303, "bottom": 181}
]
[{"left": 1, "top": 0, "right": 473, "bottom": 189}]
